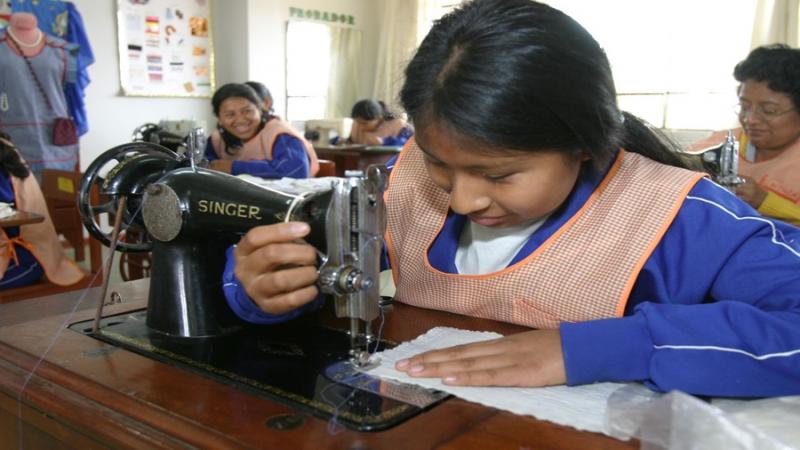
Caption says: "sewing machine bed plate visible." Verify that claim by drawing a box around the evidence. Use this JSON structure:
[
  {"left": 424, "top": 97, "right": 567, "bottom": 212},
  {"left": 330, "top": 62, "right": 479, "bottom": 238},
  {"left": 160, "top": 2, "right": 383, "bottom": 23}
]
[{"left": 68, "top": 310, "right": 441, "bottom": 431}]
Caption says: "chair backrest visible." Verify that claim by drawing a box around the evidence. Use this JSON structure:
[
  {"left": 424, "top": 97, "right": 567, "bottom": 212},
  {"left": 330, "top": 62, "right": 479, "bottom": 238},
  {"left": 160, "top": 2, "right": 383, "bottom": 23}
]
[
  {"left": 40, "top": 169, "right": 81, "bottom": 203},
  {"left": 40, "top": 169, "right": 103, "bottom": 273},
  {"left": 316, "top": 159, "right": 337, "bottom": 177}
]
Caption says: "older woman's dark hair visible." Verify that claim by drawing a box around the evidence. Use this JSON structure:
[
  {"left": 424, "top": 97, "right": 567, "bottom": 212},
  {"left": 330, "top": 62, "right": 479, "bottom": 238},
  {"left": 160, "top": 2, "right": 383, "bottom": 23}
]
[
  {"left": 211, "top": 83, "right": 262, "bottom": 116},
  {"left": 734, "top": 44, "right": 800, "bottom": 109},
  {"left": 400, "top": 0, "right": 689, "bottom": 169},
  {"left": 0, "top": 132, "right": 29, "bottom": 179}
]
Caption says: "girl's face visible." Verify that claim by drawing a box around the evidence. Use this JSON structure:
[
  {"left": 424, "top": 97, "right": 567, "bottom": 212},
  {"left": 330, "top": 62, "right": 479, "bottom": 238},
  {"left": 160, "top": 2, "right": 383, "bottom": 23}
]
[
  {"left": 416, "top": 123, "right": 583, "bottom": 228},
  {"left": 737, "top": 80, "right": 800, "bottom": 152},
  {"left": 218, "top": 96, "right": 262, "bottom": 140}
]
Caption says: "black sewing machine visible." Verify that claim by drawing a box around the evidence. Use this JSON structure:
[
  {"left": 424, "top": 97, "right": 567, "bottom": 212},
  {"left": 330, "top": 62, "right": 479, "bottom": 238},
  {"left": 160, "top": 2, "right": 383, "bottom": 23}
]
[
  {"left": 70, "top": 131, "right": 445, "bottom": 430},
  {"left": 685, "top": 130, "right": 744, "bottom": 191},
  {"left": 131, "top": 122, "right": 190, "bottom": 152}
]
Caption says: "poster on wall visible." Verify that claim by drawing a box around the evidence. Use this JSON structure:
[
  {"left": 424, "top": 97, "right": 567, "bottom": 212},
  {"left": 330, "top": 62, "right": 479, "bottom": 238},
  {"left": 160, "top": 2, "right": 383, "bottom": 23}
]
[{"left": 117, "top": 0, "right": 215, "bottom": 97}]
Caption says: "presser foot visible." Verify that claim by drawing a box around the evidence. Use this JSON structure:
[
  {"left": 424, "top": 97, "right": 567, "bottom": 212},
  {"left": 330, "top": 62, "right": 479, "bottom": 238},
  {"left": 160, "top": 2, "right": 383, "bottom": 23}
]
[{"left": 325, "top": 360, "right": 449, "bottom": 409}]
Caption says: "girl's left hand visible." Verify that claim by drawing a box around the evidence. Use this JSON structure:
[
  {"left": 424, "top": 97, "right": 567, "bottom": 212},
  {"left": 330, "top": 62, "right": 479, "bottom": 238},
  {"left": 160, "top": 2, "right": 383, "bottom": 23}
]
[{"left": 395, "top": 329, "right": 566, "bottom": 387}]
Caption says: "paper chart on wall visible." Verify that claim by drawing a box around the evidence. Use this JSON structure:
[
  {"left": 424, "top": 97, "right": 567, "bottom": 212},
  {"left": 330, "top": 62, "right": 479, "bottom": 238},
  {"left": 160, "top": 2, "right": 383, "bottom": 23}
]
[{"left": 117, "top": 0, "right": 214, "bottom": 97}]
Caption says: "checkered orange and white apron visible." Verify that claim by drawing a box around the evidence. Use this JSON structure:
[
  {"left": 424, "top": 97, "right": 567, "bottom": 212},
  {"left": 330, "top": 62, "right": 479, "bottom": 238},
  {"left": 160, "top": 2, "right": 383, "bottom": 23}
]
[{"left": 385, "top": 140, "right": 704, "bottom": 329}]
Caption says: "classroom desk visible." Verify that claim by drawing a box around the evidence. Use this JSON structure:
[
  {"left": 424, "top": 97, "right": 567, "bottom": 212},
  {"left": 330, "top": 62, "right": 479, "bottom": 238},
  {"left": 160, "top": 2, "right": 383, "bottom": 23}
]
[
  {"left": 0, "top": 211, "right": 45, "bottom": 228},
  {"left": 314, "top": 145, "right": 401, "bottom": 176},
  {"left": 0, "top": 280, "right": 636, "bottom": 449}
]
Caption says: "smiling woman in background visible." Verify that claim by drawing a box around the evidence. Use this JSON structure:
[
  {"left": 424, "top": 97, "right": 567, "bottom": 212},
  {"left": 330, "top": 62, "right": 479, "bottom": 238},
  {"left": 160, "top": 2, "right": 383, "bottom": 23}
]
[
  {"left": 205, "top": 83, "right": 319, "bottom": 178},
  {"left": 691, "top": 45, "right": 800, "bottom": 226}
]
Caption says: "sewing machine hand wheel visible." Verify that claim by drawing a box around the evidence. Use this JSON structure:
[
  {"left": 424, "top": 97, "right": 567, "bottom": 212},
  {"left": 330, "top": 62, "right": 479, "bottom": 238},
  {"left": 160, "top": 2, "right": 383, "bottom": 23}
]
[
  {"left": 79, "top": 142, "right": 182, "bottom": 252},
  {"left": 131, "top": 123, "right": 161, "bottom": 142}
]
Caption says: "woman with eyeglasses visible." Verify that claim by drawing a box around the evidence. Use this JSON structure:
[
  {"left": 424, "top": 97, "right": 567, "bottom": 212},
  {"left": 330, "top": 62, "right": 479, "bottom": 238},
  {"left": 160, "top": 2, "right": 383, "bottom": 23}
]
[{"left": 692, "top": 45, "right": 800, "bottom": 226}]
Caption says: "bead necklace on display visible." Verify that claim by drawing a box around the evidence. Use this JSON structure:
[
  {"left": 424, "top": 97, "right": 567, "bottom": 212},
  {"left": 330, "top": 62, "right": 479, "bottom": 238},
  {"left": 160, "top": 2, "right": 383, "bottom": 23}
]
[{"left": 6, "top": 27, "right": 44, "bottom": 48}]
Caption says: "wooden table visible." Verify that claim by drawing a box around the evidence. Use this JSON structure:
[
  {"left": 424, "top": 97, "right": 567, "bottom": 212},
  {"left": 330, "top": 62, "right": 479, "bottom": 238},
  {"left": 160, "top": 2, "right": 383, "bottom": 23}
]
[
  {"left": 314, "top": 145, "right": 401, "bottom": 176},
  {"left": 0, "top": 280, "right": 636, "bottom": 449},
  {"left": 0, "top": 211, "right": 45, "bottom": 228}
]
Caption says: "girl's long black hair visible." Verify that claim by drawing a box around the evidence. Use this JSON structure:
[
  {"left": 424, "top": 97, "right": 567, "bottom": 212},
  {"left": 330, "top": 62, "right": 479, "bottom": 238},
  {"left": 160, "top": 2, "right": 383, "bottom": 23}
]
[
  {"left": 0, "top": 132, "right": 30, "bottom": 179},
  {"left": 400, "top": 0, "right": 691, "bottom": 170}
]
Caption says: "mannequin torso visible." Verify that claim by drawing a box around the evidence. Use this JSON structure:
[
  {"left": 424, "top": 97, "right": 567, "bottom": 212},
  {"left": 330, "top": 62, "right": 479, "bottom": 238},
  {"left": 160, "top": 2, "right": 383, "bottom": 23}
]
[
  {"left": 5, "top": 12, "right": 45, "bottom": 56},
  {"left": 0, "top": 11, "right": 79, "bottom": 178}
]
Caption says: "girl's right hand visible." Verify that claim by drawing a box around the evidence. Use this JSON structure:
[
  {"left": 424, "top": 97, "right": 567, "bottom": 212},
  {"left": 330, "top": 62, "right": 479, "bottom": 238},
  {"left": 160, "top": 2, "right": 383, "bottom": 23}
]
[{"left": 233, "top": 222, "right": 320, "bottom": 315}]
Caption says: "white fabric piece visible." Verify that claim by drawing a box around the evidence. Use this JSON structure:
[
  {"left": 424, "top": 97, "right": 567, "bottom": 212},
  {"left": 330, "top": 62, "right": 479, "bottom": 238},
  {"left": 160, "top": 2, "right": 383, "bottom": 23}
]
[
  {"left": 379, "top": 269, "right": 396, "bottom": 298},
  {"left": 455, "top": 217, "right": 547, "bottom": 275},
  {"left": 366, "top": 326, "right": 628, "bottom": 436},
  {"left": 608, "top": 384, "right": 800, "bottom": 450},
  {"left": 0, "top": 202, "right": 15, "bottom": 219},
  {"left": 236, "top": 174, "right": 336, "bottom": 195}
]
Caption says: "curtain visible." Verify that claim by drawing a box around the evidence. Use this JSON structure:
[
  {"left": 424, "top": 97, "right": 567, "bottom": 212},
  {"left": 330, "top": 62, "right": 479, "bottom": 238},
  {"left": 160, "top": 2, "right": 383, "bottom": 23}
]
[
  {"left": 326, "top": 27, "right": 362, "bottom": 118},
  {"left": 751, "top": 0, "right": 800, "bottom": 48},
  {"left": 371, "top": 0, "right": 439, "bottom": 112}
]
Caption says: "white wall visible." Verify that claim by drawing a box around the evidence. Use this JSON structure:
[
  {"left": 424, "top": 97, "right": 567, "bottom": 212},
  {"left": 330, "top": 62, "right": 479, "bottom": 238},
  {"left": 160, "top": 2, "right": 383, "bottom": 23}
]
[
  {"left": 211, "top": 0, "right": 250, "bottom": 87},
  {"left": 246, "top": 0, "right": 380, "bottom": 117},
  {"left": 72, "top": 0, "right": 378, "bottom": 170}
]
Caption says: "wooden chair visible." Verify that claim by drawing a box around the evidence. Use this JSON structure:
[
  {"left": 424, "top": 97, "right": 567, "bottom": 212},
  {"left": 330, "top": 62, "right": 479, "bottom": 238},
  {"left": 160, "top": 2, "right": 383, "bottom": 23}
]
[
  {"left": 41, "top": 169, "right": 88, "bottom": 261},
  {"left": 0, "top": 170, "right": 104, "bottom": 303},
  {"left": 316, "top": 159, "right": 337, "bottom": 177}
]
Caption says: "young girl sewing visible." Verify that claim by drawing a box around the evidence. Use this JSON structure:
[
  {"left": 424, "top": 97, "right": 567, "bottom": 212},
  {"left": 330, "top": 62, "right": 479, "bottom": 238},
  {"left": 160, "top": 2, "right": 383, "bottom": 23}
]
[{"left": 226, "top": 0, "right": 800, "bottom": 398}]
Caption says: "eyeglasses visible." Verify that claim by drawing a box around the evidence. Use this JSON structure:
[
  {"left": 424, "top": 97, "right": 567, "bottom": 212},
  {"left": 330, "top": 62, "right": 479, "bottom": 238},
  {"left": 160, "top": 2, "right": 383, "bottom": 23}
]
[{"left": 734, "top": 103, "right": 796, "bottom": 121}]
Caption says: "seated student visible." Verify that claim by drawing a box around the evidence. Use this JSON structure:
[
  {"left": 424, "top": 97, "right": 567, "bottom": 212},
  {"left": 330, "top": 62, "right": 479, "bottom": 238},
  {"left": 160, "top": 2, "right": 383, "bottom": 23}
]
[
  {"left": 341, "top": 99, "right": 414, "bottom": 146},
  {"left": 689, "top": 45, "right": 800, "bottom": 226},
  {"left": 206, "top": 83, "right": 319, "bottom": 178},
  {"left": 0, "top": 133, "right": 85, "bottom": 289},
  {"left": 224, "top": 0, "right": 800, "bottom": 398},
  {"left": 244, "top": 80, "right": 274, "bottom": 113}
]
